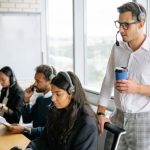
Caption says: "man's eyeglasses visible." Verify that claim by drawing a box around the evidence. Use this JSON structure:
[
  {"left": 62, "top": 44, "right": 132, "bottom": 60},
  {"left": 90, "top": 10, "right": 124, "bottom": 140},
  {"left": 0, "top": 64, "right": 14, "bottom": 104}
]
[{"left": 114, "top": 20, "right": 138, "bottom": 30}]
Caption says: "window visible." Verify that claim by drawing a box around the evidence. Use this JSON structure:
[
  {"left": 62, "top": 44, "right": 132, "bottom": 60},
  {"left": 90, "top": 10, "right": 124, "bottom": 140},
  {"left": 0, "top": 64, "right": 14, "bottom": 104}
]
[
  {"left": 45, "top": 0, "right": 148, "bottom": 93},
  {"left": 85, "top": 0, "right": 131, "bottom": 91},
  {"left": 46, "top": 0, "right": 73, "bottom": 71},
  {"left": 45, "top": 0, "right": 148, "bottom": 105}
]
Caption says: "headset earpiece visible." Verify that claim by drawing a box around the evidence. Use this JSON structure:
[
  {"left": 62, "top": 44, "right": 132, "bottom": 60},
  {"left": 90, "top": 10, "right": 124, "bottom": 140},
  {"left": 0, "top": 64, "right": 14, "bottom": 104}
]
[
  {"left": 68, "top": 85, "right": 75, "bottom": 95},
  {"left": 12, "top": 74, "right": 16, "bottom": 83},
  {"left": 59, "top": 71, "right": 75, "bottom": 95},
  {"left": 132, "top": 2, "right": 145, "bottom": 22},
  {"left": 7, "top": 69, "right": 16, "bottom": 85},
  {"left": 49, "top": 66, "right": 55, "bottom": 80},
  {"left": 137, "top": 11, "right": 145, "bottom": 22},
  {"left": 9, "top": 70, "right": 17, "bottom": 86}
]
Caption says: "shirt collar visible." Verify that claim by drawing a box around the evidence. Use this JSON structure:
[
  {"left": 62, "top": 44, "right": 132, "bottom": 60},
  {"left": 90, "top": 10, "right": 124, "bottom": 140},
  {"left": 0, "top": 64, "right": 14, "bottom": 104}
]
[
  {"left": 119, "top": 36, "right": 150, "bottom": 52},
  {"left": 140, "top": 36, "right": 150, "bottom": 51},
  {"left": 44, "top": 91, "right": 52, "bottom": 98}
]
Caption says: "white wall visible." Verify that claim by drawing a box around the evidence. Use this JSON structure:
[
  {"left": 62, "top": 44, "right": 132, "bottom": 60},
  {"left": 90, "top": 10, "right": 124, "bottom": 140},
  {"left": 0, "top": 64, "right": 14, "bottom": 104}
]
[
  {"left": 0, "top": 0, "right": 41, "bottom": 13},
  {"left": 0, "top": 0, "right": 44, "bottom": 82}
]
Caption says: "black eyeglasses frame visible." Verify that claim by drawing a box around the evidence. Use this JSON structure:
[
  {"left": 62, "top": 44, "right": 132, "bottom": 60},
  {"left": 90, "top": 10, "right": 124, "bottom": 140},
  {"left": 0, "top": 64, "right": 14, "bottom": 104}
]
[{"left": 114, "top": 20, "right": 138, "bottom": 30}]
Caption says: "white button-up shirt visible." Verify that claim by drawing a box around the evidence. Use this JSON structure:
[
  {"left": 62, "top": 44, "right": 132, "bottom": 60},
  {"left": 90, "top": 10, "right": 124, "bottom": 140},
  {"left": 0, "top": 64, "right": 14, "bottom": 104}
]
[{"left": 98, "top": 36, "right": 150, "bottom": 113}]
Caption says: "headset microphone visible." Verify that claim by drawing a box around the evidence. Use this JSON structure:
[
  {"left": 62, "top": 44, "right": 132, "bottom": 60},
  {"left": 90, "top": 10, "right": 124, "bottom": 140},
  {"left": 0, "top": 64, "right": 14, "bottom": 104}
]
[{"left": 116, "top": 31, "right": 120, "bottom": 46}]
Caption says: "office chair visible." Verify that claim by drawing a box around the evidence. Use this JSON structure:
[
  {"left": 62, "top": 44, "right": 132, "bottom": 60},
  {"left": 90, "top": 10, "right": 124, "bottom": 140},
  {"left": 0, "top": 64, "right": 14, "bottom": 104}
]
[{"left": 104, "top": 122, "right": 126, "bottom": 150}]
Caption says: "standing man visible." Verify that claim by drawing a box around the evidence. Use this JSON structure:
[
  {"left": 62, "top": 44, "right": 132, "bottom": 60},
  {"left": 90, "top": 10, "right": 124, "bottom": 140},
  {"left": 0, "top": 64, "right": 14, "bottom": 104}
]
[
  {"left": 97, "top": 2, "right": 150, "bottom": 150},
  {"left": 8, "top": 64, "right": 57, "bottom": 140}
]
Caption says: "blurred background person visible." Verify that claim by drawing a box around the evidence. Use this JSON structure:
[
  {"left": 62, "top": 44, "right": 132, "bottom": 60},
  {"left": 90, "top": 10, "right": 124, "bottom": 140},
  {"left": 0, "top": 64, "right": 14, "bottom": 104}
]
[
  {"left": 8, "top": 65, "right": 57, "bottom": 140},
  {"left": 0, "top": 66, "right": 24, "bottom": 123}
]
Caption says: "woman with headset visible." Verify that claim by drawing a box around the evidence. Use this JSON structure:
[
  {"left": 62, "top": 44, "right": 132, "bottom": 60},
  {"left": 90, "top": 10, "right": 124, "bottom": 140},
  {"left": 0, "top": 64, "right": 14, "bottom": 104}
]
[
  {"left": 26, "top": 71, "right": 98, "bottom": 150},
  {"left": 0, "top": 66, "right": 24, "bottom": 123}
]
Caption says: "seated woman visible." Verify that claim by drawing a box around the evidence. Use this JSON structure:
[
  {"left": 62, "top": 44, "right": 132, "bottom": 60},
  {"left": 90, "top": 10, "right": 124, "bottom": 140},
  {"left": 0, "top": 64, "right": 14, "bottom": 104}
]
[
  {"left": 0, "top": 66, "right": 24, "bottom": 123},
  {"left": 27, "top": 71, "right": 98, "bottom": 150}
]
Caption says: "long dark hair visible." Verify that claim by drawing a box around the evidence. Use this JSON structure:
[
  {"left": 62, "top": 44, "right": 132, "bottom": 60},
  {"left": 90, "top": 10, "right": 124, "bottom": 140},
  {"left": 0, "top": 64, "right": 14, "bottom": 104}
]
[
  {"left": 0, "top": 66, "right": 17, "bottom": 86},
  {"left": 47, "top": 71, "right": 94, "bottom": 144}
]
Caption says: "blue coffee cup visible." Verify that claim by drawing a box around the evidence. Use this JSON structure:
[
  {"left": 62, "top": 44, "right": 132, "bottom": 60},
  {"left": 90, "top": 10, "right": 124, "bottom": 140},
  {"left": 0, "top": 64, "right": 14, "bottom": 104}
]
[{"left": 115, "top": 67, "right": 128, "bottom": 80}]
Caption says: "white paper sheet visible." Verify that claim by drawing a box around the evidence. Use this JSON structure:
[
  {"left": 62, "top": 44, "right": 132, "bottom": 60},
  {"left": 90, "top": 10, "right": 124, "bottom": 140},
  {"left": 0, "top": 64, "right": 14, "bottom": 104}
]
[{"left": 0, "top": 116, "right": 10, "bottom": 126}]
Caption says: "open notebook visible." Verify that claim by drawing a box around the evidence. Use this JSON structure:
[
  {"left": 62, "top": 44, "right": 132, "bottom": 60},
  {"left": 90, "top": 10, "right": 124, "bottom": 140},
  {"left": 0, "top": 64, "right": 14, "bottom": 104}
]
[
  {"left": 0, "top": 116, "right": 10, "bottom": 126},
  {"left": 104, "top": 123, "right": 126, "bottom": 150}
]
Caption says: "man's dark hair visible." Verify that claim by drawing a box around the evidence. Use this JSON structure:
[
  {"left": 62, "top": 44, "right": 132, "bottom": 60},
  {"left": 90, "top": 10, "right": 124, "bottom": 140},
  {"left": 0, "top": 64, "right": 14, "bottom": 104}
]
[
  {"left": 35, "top": 64, "right": 56, "bottom": 80},
  {"left": 117, "top": 2, "right": 146, "bottom": 22}
]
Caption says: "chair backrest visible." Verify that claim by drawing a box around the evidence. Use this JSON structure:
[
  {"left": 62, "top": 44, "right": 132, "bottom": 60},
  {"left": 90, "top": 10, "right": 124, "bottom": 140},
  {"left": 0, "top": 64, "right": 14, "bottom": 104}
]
[{"left": 104, "top": 123, "right": 126, "bottom": 150}]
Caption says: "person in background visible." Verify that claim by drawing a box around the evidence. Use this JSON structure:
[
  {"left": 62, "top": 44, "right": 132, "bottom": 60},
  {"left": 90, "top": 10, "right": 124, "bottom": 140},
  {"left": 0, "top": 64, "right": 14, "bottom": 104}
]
[
  {"left": 27, "top": 71, "right": 98, "bottom": 150},
  {"left": 97, "top": 2, "right": 150, "bottom": 150},
  {"left": 8, "top": 64, "right": 57, "bottom": 140},
  {"left": 0, "top": 66, "right": 24, "bottom": 123}
]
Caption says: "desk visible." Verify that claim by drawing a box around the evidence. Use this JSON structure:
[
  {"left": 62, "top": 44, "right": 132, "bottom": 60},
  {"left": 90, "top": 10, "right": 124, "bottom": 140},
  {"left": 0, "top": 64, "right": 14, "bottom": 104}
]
[{"left": 0, "top": 125, "right": 30, "bottom": 150}]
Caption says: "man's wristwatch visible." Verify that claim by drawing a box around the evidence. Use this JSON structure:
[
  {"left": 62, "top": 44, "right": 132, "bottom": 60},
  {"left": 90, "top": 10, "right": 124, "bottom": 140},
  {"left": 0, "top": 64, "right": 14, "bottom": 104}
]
[{"left": 97, "top": 112, "right": 105, "bottom": 116}]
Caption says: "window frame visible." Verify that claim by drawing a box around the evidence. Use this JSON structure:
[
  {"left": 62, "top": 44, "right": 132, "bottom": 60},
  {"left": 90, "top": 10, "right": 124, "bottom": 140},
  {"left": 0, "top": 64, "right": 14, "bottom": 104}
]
[{"left": 44, "top": 0, "right": 149, "bottom": 106}]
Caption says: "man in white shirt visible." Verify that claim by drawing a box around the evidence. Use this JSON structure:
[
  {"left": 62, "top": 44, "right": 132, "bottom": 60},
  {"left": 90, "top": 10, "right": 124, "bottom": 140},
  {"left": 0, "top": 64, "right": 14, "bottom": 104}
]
[{"left": 97, "top": 2, "right": 150, "bottom": 150}]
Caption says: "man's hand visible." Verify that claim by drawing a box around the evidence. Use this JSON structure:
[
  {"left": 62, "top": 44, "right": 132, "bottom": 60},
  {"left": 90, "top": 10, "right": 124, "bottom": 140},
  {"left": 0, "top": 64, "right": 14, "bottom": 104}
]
[
  {"left": 115, "top": 79, "right": 140, "bottom": 93},
  {"left": 97, "top": 115, "right": 111, "bottom": 135},
  {"left": 23, "top": 85, "right": 34, "bottom": 103},
  {"left": 7, "top": 124, "right": 24, "bottom": 134},
  {"left": 0, "top": 104, "right": 8, "bottom": 113}
]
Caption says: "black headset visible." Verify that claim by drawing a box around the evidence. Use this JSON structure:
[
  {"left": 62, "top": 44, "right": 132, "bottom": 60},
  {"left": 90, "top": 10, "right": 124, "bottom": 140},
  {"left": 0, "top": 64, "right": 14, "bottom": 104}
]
[
  {"left": 59, "top": 71, "right": 75, "bottom": 95},
  {"left": 7, "top": 68, "right": 17, "bottom": 85},
  {"left": 11, "top": 70, "right": 17, "bottom": 84},
  {"left": 132, "top": 2, "right": 145, "bottom": 22},
  {"left": 49, "top": 66, "right": 56, "bottom": 80}
]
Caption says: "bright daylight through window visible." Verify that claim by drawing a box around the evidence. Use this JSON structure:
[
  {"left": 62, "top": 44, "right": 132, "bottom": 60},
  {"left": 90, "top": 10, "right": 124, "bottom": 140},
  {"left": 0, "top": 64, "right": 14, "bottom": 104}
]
[
  {"left": 85, "top": 0, "right": 131, "bottom": 91},
  {"left": 46, "top": 0, "right": 73, "bottom": 72}
]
